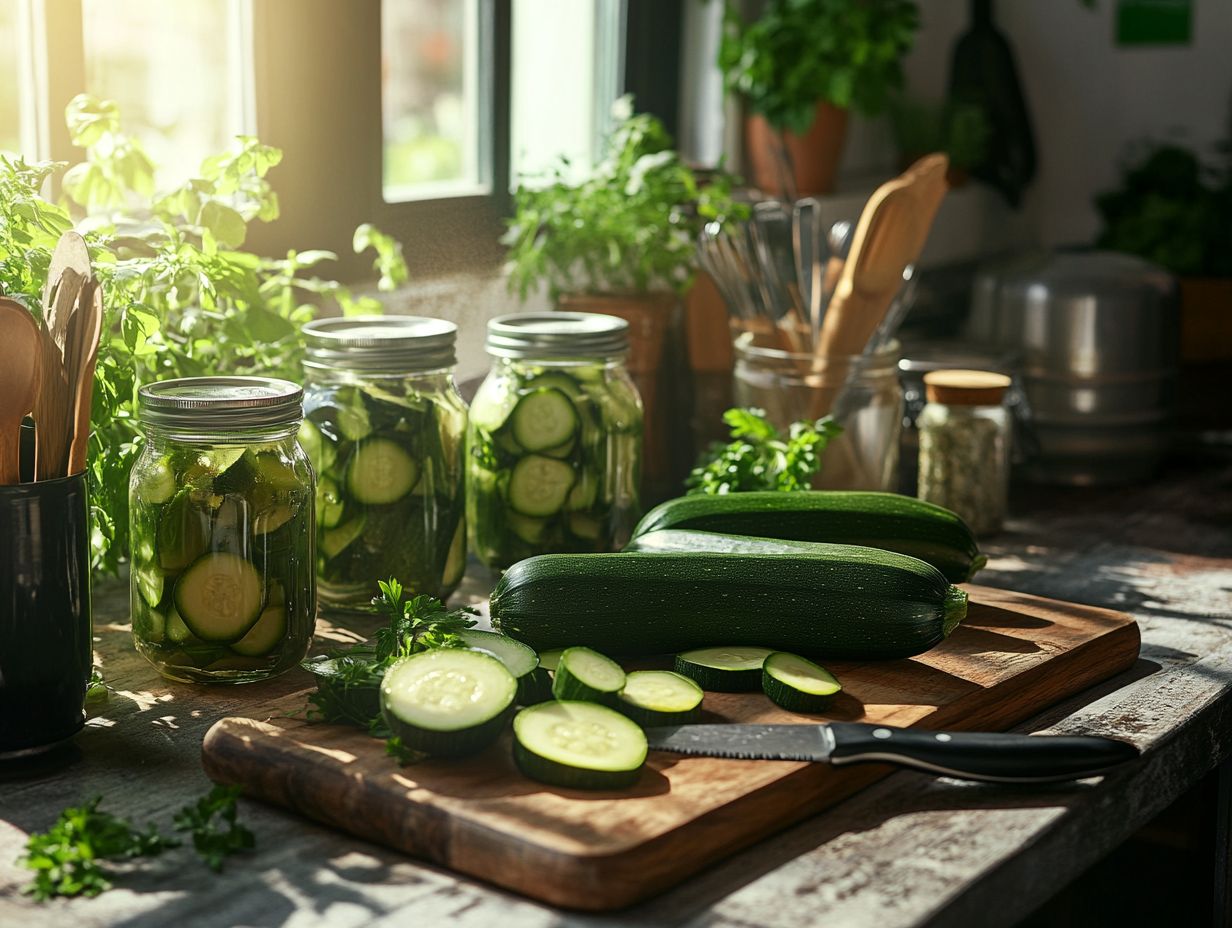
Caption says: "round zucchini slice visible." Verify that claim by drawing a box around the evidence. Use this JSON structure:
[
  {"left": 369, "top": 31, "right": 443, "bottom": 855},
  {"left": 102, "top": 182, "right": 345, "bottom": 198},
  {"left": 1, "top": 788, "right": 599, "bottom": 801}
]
[
  {"left": 510, "top": 388, "right": 578, "bottom": 452},
  {"left": 507, "top": 455, "right": 575, "bottom": 517},
  {"left": 617, "top": 670, "right": 704, "bottom": 727},
  {"left": 173, "top": 553, "right": 264, "bottom": 642},
  {"left": 762, "top": 652, "right": 842, "bottom": 713},
  {"left": 513, "top": 701, "right": 647, "bottom": 790},
  {"left": 552, "top": 646, "right": 626, "bottom": 703},
  {"left": 674, "top": 646, "right": 775, "bottom": 692},
  {"left": 347, "top": 437, "right": 420, "bottom": 505},
  {"left": 230, "top": 605, "right": 288, "bottom": 657},
  {"left": 380, "top": 649, "right": 517, "bottom": 757}
]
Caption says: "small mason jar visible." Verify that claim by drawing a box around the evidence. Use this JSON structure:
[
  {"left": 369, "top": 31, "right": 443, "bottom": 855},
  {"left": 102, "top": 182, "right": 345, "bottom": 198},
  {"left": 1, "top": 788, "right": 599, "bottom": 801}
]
[
  {"left": 733, "top": 333, "right": 904, "bottom": 491},
  {"left": 300, "top": 316, "right": 468, "bottom": 610},
  {"left": 917, "top": 370, "right": 1012, "bottom": 535},
  {"left": 467, "top": 312, "right": 643, "bottom": 569},
  {"left": 129, "top": 377, "right": 316, "bottom": 684}
]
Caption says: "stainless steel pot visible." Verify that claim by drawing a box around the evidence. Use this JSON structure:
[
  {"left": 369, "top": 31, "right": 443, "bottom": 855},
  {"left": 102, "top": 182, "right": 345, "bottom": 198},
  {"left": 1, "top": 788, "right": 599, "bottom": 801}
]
[{"left": 966, "top": 251, "right": 1178, "bottom": 486}]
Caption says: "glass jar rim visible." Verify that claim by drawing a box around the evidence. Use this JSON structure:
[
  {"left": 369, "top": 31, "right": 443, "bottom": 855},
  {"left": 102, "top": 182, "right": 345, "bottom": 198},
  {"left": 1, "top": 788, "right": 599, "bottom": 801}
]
[
  {"left": 734, "top": 332, "right": 900, "bottom": 366},
  {"left": 138, "top": 376, "right": 303, "bottom": 432},
  {"left": 302, "top": 315, "right": 457, "bottom": 373},
  {"left": 485, "top": 312, "right": 629, "bottom": 360}
]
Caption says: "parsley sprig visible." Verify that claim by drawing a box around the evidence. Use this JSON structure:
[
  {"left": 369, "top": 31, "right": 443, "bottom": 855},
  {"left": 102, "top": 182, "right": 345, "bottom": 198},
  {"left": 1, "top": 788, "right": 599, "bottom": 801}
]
[
  {"left": 19, "top": 786, "right": 255, "bottom": 901},
  {"left": 686, "top": 408, "right": 842, "bottom": 494}
]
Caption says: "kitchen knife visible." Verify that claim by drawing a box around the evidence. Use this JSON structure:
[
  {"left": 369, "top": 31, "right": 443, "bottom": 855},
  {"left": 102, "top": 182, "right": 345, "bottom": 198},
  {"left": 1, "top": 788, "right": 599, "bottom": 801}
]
[{"left": 643, "top": 723, "right": 1139, "bottom": 784}]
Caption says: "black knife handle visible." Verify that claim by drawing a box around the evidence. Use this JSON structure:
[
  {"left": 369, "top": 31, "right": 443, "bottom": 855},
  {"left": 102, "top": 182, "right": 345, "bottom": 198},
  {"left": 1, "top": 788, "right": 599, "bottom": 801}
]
[{"left": 826, "top": 723, "right": 1139, "bottom": 783}]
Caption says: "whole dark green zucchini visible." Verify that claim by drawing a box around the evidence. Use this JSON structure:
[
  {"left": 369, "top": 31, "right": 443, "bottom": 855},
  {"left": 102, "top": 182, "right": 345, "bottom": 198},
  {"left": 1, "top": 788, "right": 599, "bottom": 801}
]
[
  {"left": 490, "top": 549, "right": 968, "bottom": 660},
  {"left": 630, "top": 491, "right": 985, "bottom": 583}
]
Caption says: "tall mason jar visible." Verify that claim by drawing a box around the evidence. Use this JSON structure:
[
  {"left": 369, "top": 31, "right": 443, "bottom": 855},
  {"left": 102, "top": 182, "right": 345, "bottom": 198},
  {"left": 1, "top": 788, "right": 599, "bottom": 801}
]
[
  {"left": 300, "top": 316, "right": 467, "bottom": 609},
  {"left": 467, "top": 313, "right": 643, "bottom": 569},
  {"left": 129, "top": 377, "right": 316, "bottom": 684},
  {"left": 734, "top": 334, "right": 904, "bottom": 491}
]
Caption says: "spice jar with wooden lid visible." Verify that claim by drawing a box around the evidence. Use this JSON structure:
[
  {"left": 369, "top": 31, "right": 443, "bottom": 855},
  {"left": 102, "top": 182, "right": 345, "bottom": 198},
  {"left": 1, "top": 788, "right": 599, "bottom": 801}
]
[{"left": 917, "top": 370, "right": 1012, "bottom": 535}]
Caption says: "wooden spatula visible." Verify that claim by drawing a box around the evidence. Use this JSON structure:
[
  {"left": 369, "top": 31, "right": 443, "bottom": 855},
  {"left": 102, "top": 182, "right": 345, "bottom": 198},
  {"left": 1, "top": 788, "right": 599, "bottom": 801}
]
[
  {"left": 814, "top": 154, "right": 950, "bottom": 361},
  {"left": 66, "top": 279, "right": 103, "bottom": 475},
  {"left": 0, "top": 298, "right": 42, "bottom": 485}
]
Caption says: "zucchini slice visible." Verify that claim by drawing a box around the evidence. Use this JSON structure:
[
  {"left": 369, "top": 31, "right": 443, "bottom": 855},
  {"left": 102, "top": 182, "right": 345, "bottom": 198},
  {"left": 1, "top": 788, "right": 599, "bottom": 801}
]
[
  {"left": 617, "top": 671, "right": 704, "bottom": 728},
  {"left": 674, "top": 646, "right": 775, "bottom": 692},
  {"left": 511, "top": 388, "right": 578, "bottom": 452},
  {"left": 457, "top": 630, "right": 552, "bottom": 705},
  {"left": 321, "top": 516, "right": 366, "bottom": 559},
  {"left": 230, "top": 605, "right": 287, "bottom": 657},
  {"left": 537, "top": 648, "right": 564, "bottom": 672},
  {"left": 380, "top": 649, "right": 517, "bottom": 757},
  {"left": 348, "top": 437, "right": 420, "bottom": 505},
  {"left": 316, "top": 476, "right": 345, "bottom": 529},
  {"left": 552, "top": 646, "right": 626, "bottom": 703},
  {"left": 512, "top": 701, "right": 647, "bottom": 790},
  {"left": 442, "top": 517, "right": 467, "bottom": 588},
  {"left": 762, "top": 652, "right": 842, "bottom": 713},
  {"left": 165, "top": 606, "right": 195, "bottom": 645},
  {"left": 173, "top": 553, "right": 263, "bottom": 643},
  {"left": 507, "top": 455, "right": 575, "bottom": 517}
]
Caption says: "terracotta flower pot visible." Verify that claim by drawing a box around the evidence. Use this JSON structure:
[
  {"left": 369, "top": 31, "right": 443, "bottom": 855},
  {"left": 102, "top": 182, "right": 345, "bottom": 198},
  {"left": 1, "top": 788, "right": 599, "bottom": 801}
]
[
  {"left": 745, "top": 101, "right": 849, "bottom": 198},
  {"left": 555, "top": 291, "right": 681, "bottom": 503}
]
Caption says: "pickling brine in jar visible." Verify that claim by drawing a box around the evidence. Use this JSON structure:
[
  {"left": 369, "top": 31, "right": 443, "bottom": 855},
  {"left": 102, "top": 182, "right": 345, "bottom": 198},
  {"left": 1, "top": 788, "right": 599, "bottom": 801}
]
[
  {"left": 129, "top": 377, "right": 316, "bottom": 684},
  {"left": 467, "top": 313, "right": 642, "bottom": 569},
  {"left": 300, "top": 316, "right": 467, "bottom": 610}
]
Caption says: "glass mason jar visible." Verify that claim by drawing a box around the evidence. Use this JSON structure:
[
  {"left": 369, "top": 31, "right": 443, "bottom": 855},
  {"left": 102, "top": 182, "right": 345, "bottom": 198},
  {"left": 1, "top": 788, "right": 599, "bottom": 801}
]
[
  {"left": 917, "top": 370, "right": 1012, "bottom": 535},
  {"left": 300, "top": 316, "right": 467, "bottom": 610},
  {"left": 734, "top": 333, "right": 904, "bottom": 491},
  {"left": 467, "top": 312, "right": 643, "bottom": 569},
  {"left": 129, "top": 377, "right": 316, "bottom": 684}
]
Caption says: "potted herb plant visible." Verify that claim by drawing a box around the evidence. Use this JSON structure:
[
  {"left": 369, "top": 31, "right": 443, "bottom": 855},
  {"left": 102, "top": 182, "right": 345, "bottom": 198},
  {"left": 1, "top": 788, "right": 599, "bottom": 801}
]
[
  {"left": 719, "top": 0, "right": 919, "bottom": 198},
  {"left": 503, "top": 97, "right": 743, "bottom": 497}
]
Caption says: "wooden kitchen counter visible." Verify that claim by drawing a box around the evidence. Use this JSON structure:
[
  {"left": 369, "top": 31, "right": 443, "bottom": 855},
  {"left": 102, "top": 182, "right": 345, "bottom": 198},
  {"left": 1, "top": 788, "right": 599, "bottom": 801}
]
[{"left": 2, "top": 454, "right": 1230, "bottom": 928}]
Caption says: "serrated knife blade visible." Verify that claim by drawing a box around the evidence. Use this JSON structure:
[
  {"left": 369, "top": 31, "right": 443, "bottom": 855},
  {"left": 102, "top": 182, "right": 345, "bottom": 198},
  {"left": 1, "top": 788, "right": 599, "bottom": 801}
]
[{"left": 643, "top": 722, "right": 1140, "bottom": 783}]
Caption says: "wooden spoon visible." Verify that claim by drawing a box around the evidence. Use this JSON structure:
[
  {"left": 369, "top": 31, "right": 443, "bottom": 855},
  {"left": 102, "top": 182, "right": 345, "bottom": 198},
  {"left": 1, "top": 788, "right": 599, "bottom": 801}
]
[
  {"left": 66, "top": 280, "right": 103, "bottom": 475},
  {"left": 42, "top": 231, "right": 91, "bottom": 328},
  {"left": 809, "top": 154, "right": 950, "bottom": 416},
  {"left": 0, "top": 298, "right": 42, "bottom": 485}
]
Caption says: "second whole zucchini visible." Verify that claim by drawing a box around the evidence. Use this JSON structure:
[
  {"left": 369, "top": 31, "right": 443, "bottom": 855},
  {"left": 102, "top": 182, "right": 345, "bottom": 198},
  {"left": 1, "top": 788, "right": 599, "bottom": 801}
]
[
  {"left": 490, "top": 548, "right": 968, "bottom": 660},
  {"left": 629, "top": 491, "right": 985, "bottom": 583}
]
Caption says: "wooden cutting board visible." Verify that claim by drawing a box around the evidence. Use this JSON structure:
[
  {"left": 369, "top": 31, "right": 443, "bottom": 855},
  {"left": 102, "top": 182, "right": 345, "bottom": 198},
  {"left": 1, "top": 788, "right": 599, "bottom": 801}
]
[{"left": 201, "top": 585, "right": 1139, "bottom": 910}]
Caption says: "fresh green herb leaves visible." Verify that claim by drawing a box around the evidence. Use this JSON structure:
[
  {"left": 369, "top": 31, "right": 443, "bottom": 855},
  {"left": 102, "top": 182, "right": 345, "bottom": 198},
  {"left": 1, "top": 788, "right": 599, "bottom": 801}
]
[
  {"left": 304, "top": 578, "right": 478, "bottom": 732},
  {"left": 503, "top": 96, "right": 746, "bottom": 300},
  {"left": 19, "top": 787, "right": 253, "bottom": 902},
  {"left": 171, "top": 785, "right": 255, "bottom": 873},
  {"left": 686, "top": 408, "right": 842, "bottom": 494},
  {"left": 384, "top": 736, "right": 422, "bottom": 766}
]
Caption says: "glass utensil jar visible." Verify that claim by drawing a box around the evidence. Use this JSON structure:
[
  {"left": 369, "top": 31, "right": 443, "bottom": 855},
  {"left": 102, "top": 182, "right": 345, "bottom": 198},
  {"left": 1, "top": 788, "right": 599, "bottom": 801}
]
[
  {"left": 300, "top": 316, "right": 467, "bottom": 610},
  {"left": 467, "top": 312, "right": 643, "bottom": 569},
  {"left": 734, "top": 334, "right": 904, "bottom": 491},
  {"left": 916, "top": 370, "right": 1012, "bottom": 535},
  {"left": 129, "top": 377, "right": 316, "bottom": 684}
]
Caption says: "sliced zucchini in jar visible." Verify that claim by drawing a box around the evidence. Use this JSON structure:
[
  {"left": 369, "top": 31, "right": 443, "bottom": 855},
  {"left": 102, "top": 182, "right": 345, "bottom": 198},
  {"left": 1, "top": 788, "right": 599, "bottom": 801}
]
[
  {"left": 348, "top": 437, "right": 420, "bottom": 504},
  {"left": 165, "top": 606, "right": 195, "bottom": 645},
  {"left": 380, "top": 649, "right": 517, "bottom": 757},
  {"left": 321, "top": 516, "right": 366, "bottom": 559},
  {"left": 507, "top": 511, "right": 549, "bottom": 545},
  {"left": 173, "top": 553, "right": 264, "bottom": 643},
  {"left": 762, "top": 652, "right": 842, "bottom": 713},
  {"left": 540, "top": 437, "right": 576, "bottom": 460},
  {"left": 507, "top": 455, "right": 574, "bottom": 517},
  {"left": 525, "top": 371, "right": 585, "bottom": 398},
  {"left": 336, "top": 397, "right": 372, "bottom": 441},
  {"left": 230, "top": 605, "right": 287, "bottom": 657},
  {"left": 134, "top": 608, "right": 166, "bottom": 645},
  {"left": 674, "top": 646, "right": 775, "bottom": 692},
  {"left": 552, "top": 646, "right": 626, "bottom": 703},
  {"left": 617, "top": 670, "right": 704, "bottom": 727},
  {"left": 157, "top": 489, "right": 212, "bottom": 571},
  {"left": 141, "top": 458, "right": 177, "bottom": 505},
  {"left": 567, "top": 512, "right": 603, "bottom": 541},
  {"left": 442, "top": 517, "right": 467, "bottom": 587},
  {"left": 511, "top": 388, "right": 578, "bottom": 453},
  {"left": 297, "top": 418, "right": 335, "bottom": 475},
  {"left": 134, "top": 564, "right": 165, "bottom": 609},
  {"left": 513, "top": 701, "right": 647, "bottom": 790},
  {"left": 316, "top": 476, "right": 345, "bottom": 529},
  {"left": 566, "top": 471, "right": 598, "bottom": 511}
]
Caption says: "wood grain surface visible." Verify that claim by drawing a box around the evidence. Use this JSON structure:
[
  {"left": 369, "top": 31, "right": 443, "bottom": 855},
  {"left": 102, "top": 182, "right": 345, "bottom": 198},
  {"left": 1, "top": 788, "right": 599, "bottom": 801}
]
[{"left": 201, "top": 584, "right": 1140, "bottom": 910}]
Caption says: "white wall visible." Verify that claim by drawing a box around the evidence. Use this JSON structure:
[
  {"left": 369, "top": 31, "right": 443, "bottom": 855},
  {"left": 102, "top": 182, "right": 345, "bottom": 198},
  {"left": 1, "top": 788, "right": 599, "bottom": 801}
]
[{"left": 896, "top": 0, "right": 1232, "bottom": 247}]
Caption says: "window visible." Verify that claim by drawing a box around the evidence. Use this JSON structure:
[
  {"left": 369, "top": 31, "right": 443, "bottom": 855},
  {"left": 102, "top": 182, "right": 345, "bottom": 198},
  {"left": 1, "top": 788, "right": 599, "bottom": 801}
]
[
  {"left": 80, "top": 0, "right": 252, "bottom": 185},
  {"left": 0, "top": 2, "right": 24, "bottom": 153},
  {"left": 382, "top": 0, "right": 486, "bottom": 200}
]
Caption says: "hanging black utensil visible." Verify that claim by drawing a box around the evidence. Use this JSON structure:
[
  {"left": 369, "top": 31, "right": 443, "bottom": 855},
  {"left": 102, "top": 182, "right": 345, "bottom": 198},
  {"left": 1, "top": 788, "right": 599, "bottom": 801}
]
[{"left": 948, "top": 0, "right": 1037, "bottom": 207}]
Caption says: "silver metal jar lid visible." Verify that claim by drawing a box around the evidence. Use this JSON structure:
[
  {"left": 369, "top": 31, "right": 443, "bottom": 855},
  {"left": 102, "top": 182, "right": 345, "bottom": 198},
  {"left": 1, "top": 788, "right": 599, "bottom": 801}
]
[
  {"left": 302, "top": 315, "right": 457, "bottom": 372},
  {"left": 138, "top": 377, "right": 303, "bottom": 432},
  {"left": 485, "top": 312, "right": 629, "bottom": 359}
]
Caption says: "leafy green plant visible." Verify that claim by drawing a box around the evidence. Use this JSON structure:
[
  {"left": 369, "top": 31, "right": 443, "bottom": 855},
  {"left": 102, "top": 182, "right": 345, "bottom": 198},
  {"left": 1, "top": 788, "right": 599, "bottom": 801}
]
[
  {"left": 503, "top": 97, "right": 746, "bottom": 300},
  {"left": 718, "top": 0, "right": 919, "bottom": 134},
  {"left": 1095, "top": 143, "right": 1232, "bottom": 277},
  {"left": 686, "top": 407, "right": 842, "bottom": 494},
  {"left": 0, "top": 95, "right": 408, "bottom": 573},
  {"left": 172, "top": 785, "right": 254, "bottom": 872}
]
